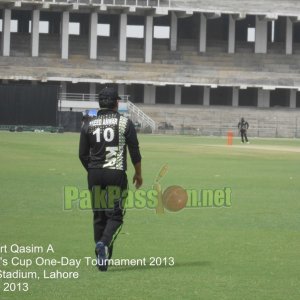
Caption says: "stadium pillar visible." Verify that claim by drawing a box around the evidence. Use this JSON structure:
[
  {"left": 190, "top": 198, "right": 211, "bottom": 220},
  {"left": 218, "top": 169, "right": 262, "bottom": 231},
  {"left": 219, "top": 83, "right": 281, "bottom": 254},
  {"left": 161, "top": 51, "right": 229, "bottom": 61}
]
[
  {"left": 31, "top": 9, "right": 40, "bottom": 57},
  {"left": 290, "top": 89, "right": 297, "bottom": 108},
  {"left": 199, "top": 13, "right": 207, "bottom": 53},
  {"left": 119, "top": 13, "right": 127, "bottom": 62},
  {"left": 228, "top": 15, "right": 236, "bottom": 54},
  {"left": 144, "top": 85, "right": 156, "bottom": 104},
  {"left": 257, "top": 88, "right": 270, "bottom": 108},
  {"left": 232, "top": 87, "right": 239, "bottom": 107},
  {"left": 144, "top": 16, "right": 153, "bottom": 63},
  {"left": 89, "top": 12, "right": 98, "bottom": 60},
  {"left": 61, "top": 82, "right": 67, "bottom": 94},
  {"left": 255, "top": 16, "right": 268, "bottom": 54},
  {"left": 61, "top": 11, "right": 69, "bottom": 59},
  {"left": 203, "top": 86, "right": 210, "bottom": 106},
  {"left": 286, "top": 17, "right": 293, "bottom": 55},
  {"left": 89, "top": 83, "right": 96, "bottom": 96},
  {"left": 170, "top": 11, "right": 178, "bottom": 51},
  {"left": 175, "top": 86, "right": 181, "bottom": 105},
  {"left": 118, "top": 84, "right": 126, "bottom": 97},
  {"left": 1, "top": 9, "right": 11, "bottom": 57}
]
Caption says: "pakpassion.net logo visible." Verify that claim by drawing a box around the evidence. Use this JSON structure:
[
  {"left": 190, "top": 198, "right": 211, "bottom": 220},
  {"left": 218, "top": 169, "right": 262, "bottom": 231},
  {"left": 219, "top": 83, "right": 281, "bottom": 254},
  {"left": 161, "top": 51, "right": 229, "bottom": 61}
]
[
  {"left": 63, "top": 185, "right": 232, "bottom": 213},
  {"left": 64, "top": 164, "right": 232, "bottom": 213}
]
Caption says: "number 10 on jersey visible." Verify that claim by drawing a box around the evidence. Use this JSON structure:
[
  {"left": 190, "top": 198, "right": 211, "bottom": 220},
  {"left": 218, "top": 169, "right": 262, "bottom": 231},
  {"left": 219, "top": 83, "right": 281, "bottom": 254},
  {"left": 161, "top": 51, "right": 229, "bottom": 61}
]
[{"left": 93, "top": 127, "right": 115, "bottom": 143}]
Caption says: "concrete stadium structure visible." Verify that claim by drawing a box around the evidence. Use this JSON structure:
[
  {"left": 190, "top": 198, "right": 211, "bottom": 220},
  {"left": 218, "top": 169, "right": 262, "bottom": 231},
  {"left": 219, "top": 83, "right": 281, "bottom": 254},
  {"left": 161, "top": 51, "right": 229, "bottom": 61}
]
[{"left": 1, "top": 0, "right": 300, "bottom": 135}]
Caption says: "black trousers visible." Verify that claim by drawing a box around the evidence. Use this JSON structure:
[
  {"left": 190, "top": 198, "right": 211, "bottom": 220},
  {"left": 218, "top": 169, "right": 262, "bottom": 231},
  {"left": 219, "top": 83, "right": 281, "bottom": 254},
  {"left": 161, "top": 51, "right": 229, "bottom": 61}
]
[
  {"left": 88, "top": 169, "right": 127, "bottom": 249},
  {"left": 240, "top": 130, "right": 248, "bottom": 142}
]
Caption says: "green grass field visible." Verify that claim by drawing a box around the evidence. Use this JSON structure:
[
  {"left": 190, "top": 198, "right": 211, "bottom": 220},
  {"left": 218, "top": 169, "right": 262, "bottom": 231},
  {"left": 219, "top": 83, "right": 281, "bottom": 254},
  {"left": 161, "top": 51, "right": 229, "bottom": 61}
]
[{"left": 0, "top": 131, "right": 300, "bottom": 300}]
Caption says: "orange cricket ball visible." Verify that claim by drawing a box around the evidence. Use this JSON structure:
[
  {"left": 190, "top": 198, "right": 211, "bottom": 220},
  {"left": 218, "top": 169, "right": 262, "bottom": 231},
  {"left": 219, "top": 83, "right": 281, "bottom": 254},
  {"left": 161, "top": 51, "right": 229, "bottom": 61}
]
[{"left": 162, "top": 185, "right": 188, "bottom": 212}]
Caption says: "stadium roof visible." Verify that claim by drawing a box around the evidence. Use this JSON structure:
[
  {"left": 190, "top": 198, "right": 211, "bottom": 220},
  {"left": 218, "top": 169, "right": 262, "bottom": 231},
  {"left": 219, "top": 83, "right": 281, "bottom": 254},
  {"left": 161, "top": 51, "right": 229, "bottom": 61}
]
[
  {"left": 171, "top": 0, "right": 300, "bottom": 17},
  {"left": 1, "top": 0, "right": 300, "bottom": 18}
]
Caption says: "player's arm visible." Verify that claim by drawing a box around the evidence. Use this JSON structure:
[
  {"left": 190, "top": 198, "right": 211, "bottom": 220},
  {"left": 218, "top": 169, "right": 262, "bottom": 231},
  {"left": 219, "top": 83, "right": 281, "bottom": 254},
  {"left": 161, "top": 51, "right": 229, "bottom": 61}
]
[
  {"left": 79, "top": 123, "right": 90, "bottom": 171},
  {"left": 125, "top": 120, "right": 142, "bottom": 189},
  {"left": 133, "top": 162, "right": 142, "bottom": 189}
]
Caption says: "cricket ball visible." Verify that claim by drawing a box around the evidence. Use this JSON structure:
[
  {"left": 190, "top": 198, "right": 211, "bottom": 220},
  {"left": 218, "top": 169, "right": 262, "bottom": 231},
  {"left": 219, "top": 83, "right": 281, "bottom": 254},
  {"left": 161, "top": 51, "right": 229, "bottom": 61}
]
[{"left": 162, "top": 185, "right": 188, "bottom": 212}]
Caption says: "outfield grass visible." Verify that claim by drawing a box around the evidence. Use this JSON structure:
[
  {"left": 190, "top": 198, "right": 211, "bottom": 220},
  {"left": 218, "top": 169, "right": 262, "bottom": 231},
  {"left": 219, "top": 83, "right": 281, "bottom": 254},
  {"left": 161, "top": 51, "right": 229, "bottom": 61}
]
[{"left": 0, "top": 132, "right": 300, "bottom": 300}]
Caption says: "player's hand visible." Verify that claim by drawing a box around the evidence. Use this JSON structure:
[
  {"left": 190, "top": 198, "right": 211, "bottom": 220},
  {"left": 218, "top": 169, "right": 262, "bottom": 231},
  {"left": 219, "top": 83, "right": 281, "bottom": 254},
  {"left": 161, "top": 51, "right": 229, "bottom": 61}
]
[{"left": 133, "top": 173, "right": 143, "bottom": 189}]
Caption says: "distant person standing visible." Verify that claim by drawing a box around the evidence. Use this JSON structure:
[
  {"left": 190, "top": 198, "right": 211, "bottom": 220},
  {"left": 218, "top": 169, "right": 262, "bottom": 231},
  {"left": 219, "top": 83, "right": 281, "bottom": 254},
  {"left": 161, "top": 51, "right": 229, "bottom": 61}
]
[{"left": 238, "top": 117, "right": 249, "bottom": 143}]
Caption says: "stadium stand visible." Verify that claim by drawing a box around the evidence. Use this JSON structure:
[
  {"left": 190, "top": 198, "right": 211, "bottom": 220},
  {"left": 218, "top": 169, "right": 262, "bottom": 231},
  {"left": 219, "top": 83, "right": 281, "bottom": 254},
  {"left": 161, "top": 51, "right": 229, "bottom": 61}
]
[
  {"left": 0, "top": 0, "right": 300, "bottom": 134},
  {"left": 1, "top": 54, "right": 300, "bottom": 88},
  {"left": 138, "top": 104, "right": 300, "bottom": 138}
]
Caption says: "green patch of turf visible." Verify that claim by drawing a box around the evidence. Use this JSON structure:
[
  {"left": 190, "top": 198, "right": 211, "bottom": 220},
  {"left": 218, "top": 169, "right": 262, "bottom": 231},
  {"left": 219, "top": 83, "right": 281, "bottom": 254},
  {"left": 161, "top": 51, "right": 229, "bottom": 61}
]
[{"left": 0, "top": 132, "right": 299, "bottom": 300}]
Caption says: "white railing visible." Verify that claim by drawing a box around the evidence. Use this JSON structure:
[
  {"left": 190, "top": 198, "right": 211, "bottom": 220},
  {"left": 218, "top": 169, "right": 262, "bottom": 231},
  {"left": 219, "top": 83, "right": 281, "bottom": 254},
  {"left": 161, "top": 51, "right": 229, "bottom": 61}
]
[
  {"left": 59, "top": 92, "right": 131, "bottom": 101},
  {"left": 59, "top": 92, "right": 156, "bottom": 130},
  {"left": 16, "top": 0, "right": 171, "bottom": 8},
  {"left": 60, "top": 92, "right": 98, "bottom": 101},
  {"left": 127, "top": 100, "right": 156, "bottom": 130}
]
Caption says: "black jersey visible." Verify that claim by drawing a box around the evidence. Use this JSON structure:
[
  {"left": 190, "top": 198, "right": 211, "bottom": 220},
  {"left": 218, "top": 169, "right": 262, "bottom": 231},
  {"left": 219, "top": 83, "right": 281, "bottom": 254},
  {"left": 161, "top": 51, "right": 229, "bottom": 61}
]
[
  {"left": 79, "top": 110, "right": 141, "bottom": 171},
  {"left": 238, "top": 121, "right": 249, "bottom": 131}
]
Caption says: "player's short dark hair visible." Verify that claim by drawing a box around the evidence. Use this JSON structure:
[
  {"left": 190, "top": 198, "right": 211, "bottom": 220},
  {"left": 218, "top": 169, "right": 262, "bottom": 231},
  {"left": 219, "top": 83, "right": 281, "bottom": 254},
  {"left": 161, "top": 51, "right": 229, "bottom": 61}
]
[{"left": 98, "top": 87, "right": 121, "bottom": 109}]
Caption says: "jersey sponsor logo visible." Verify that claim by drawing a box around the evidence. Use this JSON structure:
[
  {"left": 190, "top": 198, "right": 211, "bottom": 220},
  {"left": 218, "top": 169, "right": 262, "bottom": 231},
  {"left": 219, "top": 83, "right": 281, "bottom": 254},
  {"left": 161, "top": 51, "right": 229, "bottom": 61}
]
[{"left": 103, "top": 146, "right": 118, "bottom": 168}]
